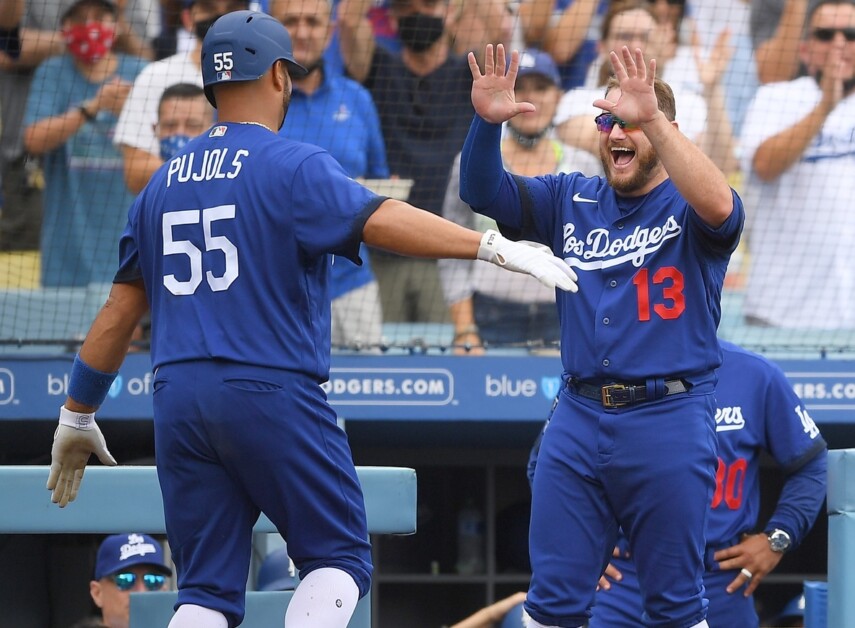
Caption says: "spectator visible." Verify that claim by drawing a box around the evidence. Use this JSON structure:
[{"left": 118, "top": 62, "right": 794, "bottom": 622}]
[
  {"left": 337, "top": 0, "right": 473, "bottom": 324},
  {"left": 0, "top": 0, "right": 154, "bottom": 253},
  {"left": 555, "top": 0, "right": 739, "bottom": 175},
  {"left": 641, "top": 0, "right": 756, "bottom": 137},
  {"left": 584, "top": 341, "right": 827, "bottom": 627},
  {"left": 114, "top": 0, "right": 248, "bottom": 195},
  {"left": 86, "top": 533, "right": 172, "bottom": 628},
  {"left": 751, "top": 0, "right": 810, "bottom": 83},
  {"left": 154, "top": 82, "right": 214, "bottom": 161},
  {"left": 273, "top": 0, "right": 387, "bottom": 349},
  {"left": 22, "top": 0, "right": 147, "bottom": 287},
  {"left": 439, "top": 49, "right": 602, "bottom": 352},
  {"left": 0, "top": 0, "right": 24, "bottom": 57},
  {"left": 740, "top": 0, "right": 855, "bottom": 329},
  {"left": 518, "top": 0, "right": 609, "bottom": 90}
]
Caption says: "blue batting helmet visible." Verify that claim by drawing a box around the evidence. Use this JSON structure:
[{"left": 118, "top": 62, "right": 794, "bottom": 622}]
[{"left": 201, "top": 10, "right": 307, "bottom": 107}]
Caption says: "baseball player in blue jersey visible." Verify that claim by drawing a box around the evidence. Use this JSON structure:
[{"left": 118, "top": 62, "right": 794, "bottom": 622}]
[
  {"left": 586, "top": 340, "right": 828, "bottom": 627},
  {"left": 461, "top": 45, "right": 745, "bottom": 628},
  {"left": 43, "top": 12, "right": 579, "bottom": 628}
]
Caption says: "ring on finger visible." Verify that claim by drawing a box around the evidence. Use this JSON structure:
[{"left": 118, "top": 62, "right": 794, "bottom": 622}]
[{"left": 740, "top": 568, "right": 753, "bottom": 579}]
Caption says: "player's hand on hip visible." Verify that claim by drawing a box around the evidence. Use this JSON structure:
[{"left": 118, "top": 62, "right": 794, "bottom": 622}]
[
  {"left": 47, "top": 407, "right": 117, "bottom": 508},
  {"left": 477, "top": 230, "right": 578, "bottom": 292},
  {"left": 715, "top": 533, "right": 784, "bottom": 597},
  {"left": 468, "top": 44, "right": 536, "bottom": 124}
]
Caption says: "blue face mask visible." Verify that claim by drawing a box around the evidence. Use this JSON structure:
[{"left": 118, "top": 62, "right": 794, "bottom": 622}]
[{"left": 159, "top": 134, "right": 191, "bottom": 161}]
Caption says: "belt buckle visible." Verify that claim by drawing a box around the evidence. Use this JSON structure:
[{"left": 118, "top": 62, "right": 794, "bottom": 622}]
[{"left": 601, "top": 384, "right": 627, "bottom": 408}]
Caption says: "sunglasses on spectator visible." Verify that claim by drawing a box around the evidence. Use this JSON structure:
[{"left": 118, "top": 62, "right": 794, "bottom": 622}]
[
  {"left": 111, "top": 572, "right": 167, "bottom": 591},
  {"left": 812, "top": 27, "right": 855, "bottom": 42},
  {"left": 595, "top": 113, "right": 639, "bottom": 133}
]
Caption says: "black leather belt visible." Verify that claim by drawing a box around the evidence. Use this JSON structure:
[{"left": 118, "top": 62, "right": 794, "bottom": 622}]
[{"left": 570, "top": 378, "right": 688, "bottom": 408}]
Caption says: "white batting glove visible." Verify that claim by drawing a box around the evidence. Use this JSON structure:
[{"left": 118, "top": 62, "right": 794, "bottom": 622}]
[
  {"left": 477, "top": 230, "right": 579, "bottom": 292},
  {"left": 47, "top": 406, "right": 117, "bottom": 508}
]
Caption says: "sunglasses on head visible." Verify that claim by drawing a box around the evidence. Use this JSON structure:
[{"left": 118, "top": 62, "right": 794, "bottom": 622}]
[
  {"left": 812, "top": 27, "right": 855, "bottom": 42},
  {"left": 594, "top": 113, "right": 639, "bottom": 133},
  {"left": 111, "top": 572, "right": 167, "bottom": 591}
]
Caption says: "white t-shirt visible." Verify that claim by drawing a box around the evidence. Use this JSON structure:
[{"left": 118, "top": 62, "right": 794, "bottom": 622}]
[
  {"left": 113, "top": 52, "right": 202, "bottom": 155},
  {"left": 740, "top": 77, "right": 855, "bottom": 328},
  {"left": 553, "top": 83, "right": 707, "bottom": 143}
]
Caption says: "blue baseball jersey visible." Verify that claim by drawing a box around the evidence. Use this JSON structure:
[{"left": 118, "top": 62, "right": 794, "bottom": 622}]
[
  {"left": 707, "top": 341, "right": 827, "bottom": 548},
  {"left": 115, "top": 123, "right": 384, "bottom": 378},
  {"left": 480, "top": 172, "right": 744, "bottom": 381}
]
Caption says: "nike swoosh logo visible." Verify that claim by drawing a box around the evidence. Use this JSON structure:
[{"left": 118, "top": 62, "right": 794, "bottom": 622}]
[{"left": 573, "top": 192, "right": 597, "bottom": 204}]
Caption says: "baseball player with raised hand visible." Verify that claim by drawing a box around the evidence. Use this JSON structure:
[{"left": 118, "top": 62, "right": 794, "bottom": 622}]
[
  {"left": 575, "top": 340, "right": 827, "bottom": 627},
  {"left": 461, "top": 44, "right": 744, "bottom": 628},
  {"left": 43, "top": 11, "right": 578, "bottom": 628}
]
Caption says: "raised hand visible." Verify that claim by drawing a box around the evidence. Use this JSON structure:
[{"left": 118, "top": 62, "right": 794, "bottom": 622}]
[
  {"left": 693, "top": 27, "right": 734, "bottom": 93},
  {"left": 468, "top": 43, "right": 536, "bottom": 124},
  {"left": 592, "top": 47, "right": 660, "bottom": 127}
]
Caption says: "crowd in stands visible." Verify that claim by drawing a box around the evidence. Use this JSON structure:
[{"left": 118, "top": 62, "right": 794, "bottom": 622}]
[{"left": 2, "top": 0, "right": 855, "bottom": 347}]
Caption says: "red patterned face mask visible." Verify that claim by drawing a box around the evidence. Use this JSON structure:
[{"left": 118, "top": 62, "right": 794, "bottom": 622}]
[{"left": 62, "top": 21, "right": 115, "bottom": 64}]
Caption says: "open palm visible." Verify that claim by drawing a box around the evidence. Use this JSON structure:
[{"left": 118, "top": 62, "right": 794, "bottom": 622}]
[
  {"left": 468, "top": 44, "right": 536, "bottom": 124},
  {"left": 592, "top": 47, "right": 660, "bottom": 126}
]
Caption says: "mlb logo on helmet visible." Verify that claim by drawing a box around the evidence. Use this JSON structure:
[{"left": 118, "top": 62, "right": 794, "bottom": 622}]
[{"left": 217, "top": 70, "right": 231, "bottom": 81}]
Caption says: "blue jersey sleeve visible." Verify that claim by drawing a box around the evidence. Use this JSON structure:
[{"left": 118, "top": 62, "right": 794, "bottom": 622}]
[
  {"left": 291, "top": 151, "right": 386, "bottom": 263},
  {"left": 686, "top": 188, "right": 745, "bottom": 257},
  {"left": 459, "top": 115, "right": 506, "bottom": 208},
  {"left": 760, "top": 358, "right": 828, "bottom": 547}
]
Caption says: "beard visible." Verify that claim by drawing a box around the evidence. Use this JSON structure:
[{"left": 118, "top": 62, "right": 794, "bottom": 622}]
[
  {"left": 279, "top": 89, "right": 292, "bottom": 131},
  {"left": 600, "top": 141, "right": 662, "bottom": 195}
]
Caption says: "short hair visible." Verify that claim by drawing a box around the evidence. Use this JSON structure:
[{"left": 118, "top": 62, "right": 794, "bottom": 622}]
[
  {"left": 158, "top": 83, "right": 206, "bottom": 117},
  {"left": 61, "top": 0, "right": 117, "bottom": 23},
  {"left": 604, "top": 75, "right": 677, "bottom": 122},
  {"left": 805, "top": 0, "right": 855, "bottom": 31},
  {"left": 599, "top": 0, "right": 656, "bottom": 41}
]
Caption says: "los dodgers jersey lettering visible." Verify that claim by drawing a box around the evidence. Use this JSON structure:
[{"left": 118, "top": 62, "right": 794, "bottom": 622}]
[{"left": 484, "top": 171, "right": 744, "bottom": 381}]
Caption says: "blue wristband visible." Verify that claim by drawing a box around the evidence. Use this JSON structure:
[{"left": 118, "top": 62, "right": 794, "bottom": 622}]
[{"left": 67, "top": 354, "right": 118, "bottom": 407}]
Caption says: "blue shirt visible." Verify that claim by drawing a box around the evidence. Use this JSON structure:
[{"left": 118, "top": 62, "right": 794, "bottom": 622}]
[
  {"left": 280, "top": 73, "right": 389, "bottom": 299},
  {"left": 116, "top": 123, "right": 384, "bottom": 378},
  {"left": 24, "top": 54, "right": 147, "bottom": 286}
]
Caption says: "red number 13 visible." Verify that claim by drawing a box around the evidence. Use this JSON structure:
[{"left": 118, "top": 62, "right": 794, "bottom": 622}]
[{"left": 632, "top": 266, "right": 686, "bottom": 321}]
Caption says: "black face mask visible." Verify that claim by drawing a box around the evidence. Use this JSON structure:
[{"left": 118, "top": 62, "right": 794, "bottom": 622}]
[
  {"left": 396, "top": 13, "right": 445, "bottom": 53},
  {"left": 194, "top": 15, "right": 222, "bottom": 41}
]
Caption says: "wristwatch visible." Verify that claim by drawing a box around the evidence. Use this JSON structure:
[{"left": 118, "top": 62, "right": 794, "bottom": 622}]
[{"left": 767, "top": 528, "right": 792, "bottom": 553}]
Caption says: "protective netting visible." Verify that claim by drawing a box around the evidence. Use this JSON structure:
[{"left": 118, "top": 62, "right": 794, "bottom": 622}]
[{"left": 2, "top": 0, "right": 854, "bottom": 357}]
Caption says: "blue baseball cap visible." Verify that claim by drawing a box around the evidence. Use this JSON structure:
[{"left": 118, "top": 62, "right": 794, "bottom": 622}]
[
  {"left": 94, "top": 533, "right": 172, "bottom": 580},
  {"left": 499, "top": 601, "right": 530, "bottom": 628},
  {"left": 516, "top": 49, "right": 561, "bottom": 86},
  {"left": 776, "top": 594, "right": 806, "bottom": 621},
  {"left": 256, "top": 548, "right": 299, "bottom": 591}
]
